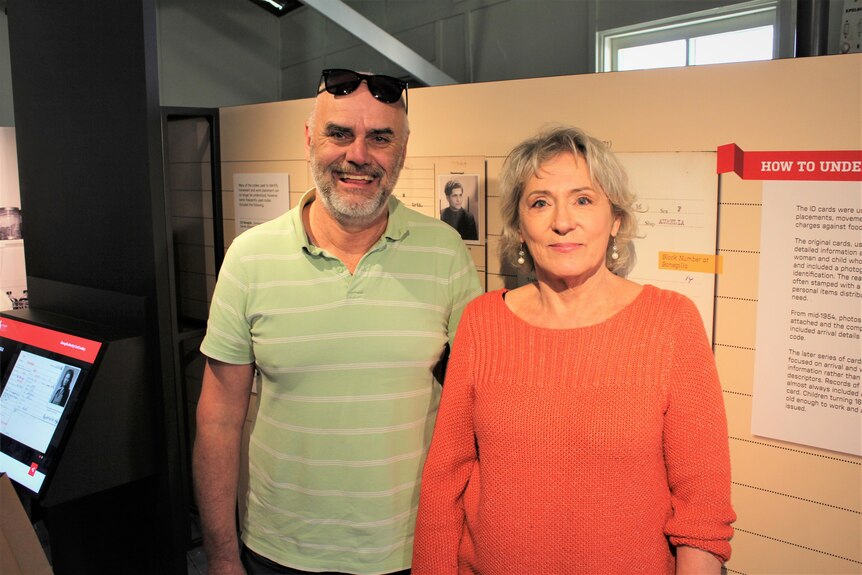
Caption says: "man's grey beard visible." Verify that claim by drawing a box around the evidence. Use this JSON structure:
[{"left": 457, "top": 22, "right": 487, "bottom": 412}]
[{"left": 310, "top": 148, "right": 405, "bottom": 228}]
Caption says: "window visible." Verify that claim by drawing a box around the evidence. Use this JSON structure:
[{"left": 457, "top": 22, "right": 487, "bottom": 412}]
[{"left": 598, "top": 0, "right": 779, "bottom": 72}]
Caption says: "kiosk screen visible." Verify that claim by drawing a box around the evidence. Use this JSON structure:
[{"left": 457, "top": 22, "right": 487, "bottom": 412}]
[{"left": 0, "top": 316, "right": 103, "bottom": 496}]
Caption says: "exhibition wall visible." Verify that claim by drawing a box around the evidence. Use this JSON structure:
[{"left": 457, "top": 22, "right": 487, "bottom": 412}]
[
  {"left": 163, "top": 115, "right": 216, "bottom": 458},
  {"left": 0, "top": 9, "right": 11, "bottom": 126},
  {"left": 181, "top": 54, "right": 862, "bottom": 574}
]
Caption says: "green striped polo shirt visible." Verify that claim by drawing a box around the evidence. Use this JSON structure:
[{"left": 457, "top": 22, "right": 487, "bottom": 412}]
[{"left": 201, "top": 189, "right": 482, "bottom": 574}]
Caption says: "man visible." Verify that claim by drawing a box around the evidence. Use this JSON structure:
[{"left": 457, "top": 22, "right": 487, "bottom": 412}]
[
  {"left": 440, "top": 179, "right": 478, "bottom": 241},
  {"left": 194, "top": 69, "right": 482, "bottom": 575}
]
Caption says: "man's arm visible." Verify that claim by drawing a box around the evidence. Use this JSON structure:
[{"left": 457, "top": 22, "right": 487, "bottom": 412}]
[{"left": 193, "top": 358, "right": 255, "bottom": 575}]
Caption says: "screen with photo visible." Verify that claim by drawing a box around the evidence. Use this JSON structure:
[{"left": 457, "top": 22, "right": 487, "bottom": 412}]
[{"left": 0, "top": 316, "right": 103, "bottom": 496}]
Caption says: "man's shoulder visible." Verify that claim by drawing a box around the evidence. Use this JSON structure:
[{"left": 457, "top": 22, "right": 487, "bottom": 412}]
[
  {"left": 220, "top": 210, "right": 303, "bottom": 269},
  {"left": 230, "top": 210, "right": 300, "bottom": 250}
]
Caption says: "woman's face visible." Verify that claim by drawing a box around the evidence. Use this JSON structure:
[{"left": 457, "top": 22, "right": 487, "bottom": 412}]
[
  {"left": 62, "top": 371, "right": 72, "bottom": 385},
  {"left": 518, "top": 152, "right": 620, "bottom": 285}
]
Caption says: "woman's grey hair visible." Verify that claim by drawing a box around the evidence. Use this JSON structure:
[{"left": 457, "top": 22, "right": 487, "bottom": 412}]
[{"left": 498, "top": 125, "right": 638, "bottom": 277}]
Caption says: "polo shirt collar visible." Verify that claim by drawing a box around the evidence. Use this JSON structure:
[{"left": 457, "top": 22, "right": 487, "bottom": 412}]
[{"left": 294, "top": 188, "right": 409, "bottom": 255}]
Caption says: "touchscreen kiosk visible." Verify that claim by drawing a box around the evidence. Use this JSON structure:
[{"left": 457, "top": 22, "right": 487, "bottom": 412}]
[{"left": 0, "top": 315, "right": 104, "bottom": 497}]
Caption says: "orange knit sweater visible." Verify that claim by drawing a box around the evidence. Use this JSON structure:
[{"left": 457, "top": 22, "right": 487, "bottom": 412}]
[{"left": 413, "top": 286, "right": 735, "bottom": 574}]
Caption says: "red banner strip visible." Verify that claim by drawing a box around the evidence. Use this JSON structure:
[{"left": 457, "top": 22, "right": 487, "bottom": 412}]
[
  {"left": 717, "top": 143, "right": 862, "bottom": 181},
  {"left": 0, "top": 317, "right": 102, "bottom": 364}
]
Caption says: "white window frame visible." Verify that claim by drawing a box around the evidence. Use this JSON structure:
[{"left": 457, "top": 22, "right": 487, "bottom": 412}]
[{"left": 597, "top": 0, "right": 782, "bottom": 72}]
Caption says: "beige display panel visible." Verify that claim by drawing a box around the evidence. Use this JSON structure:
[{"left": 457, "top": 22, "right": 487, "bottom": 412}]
[{"left": 210, "top": 55, "right": 862, "bottom": 574}]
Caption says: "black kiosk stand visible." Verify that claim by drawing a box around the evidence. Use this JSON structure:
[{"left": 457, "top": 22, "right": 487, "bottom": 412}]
[{"left": 0, "top": 308, "right": 158, "bottom": 574}]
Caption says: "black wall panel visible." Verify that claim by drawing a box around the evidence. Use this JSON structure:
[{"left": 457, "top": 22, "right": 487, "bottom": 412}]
[{"left": 6, "top": 1, "right": 187, "bottom": 573}]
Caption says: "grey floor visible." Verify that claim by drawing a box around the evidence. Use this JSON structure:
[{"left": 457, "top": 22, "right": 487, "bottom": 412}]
[
  {"left": 33, "top": 513, "right": 209, "bottom": 574},
  {"left": 186, "top": 512, "right": 209, "bottom": 574},
  {"left": 187, "top": 545, "right": 209, "bottom": 574}
]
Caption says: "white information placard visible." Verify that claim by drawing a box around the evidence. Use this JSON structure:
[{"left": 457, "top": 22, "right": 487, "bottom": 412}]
[
  {"left": 752, "top": 180, "right": 862, "bottom": 455},
  {"left": 622, "top": 153, "right": 719, "bottom": 338},
  {"left": 234, "top": 173, "right": 290, "bottom": 235}
]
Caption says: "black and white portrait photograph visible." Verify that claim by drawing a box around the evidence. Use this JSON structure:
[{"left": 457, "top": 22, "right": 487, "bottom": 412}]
[
  {"left": 49, "top": 367, "right": 78, "bottom": 408},
  {"left": 436, "top": 174, "right": 481, "bottom": 244}
]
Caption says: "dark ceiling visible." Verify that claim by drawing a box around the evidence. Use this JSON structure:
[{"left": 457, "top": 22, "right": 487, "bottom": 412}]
[{"left": 247, "top": 0, "right": 303, "bottom": 17}]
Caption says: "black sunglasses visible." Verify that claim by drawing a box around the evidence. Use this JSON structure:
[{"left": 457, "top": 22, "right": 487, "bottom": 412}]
[{"left": 317, "top": 69, "right": 408, "bottom": 113}]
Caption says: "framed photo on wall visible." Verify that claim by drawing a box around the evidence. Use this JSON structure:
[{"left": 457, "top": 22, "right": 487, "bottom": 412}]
[{"left": 436, "top": 173, "right": 482, "bottom": 245}]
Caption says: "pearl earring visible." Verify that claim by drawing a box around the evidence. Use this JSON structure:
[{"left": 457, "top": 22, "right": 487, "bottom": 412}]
[
  {"left": 517, "top": 244, "right": 526, "bottom": 265},
  {"left": 611, "top": 236, "right": 619, "bottom": 260}
]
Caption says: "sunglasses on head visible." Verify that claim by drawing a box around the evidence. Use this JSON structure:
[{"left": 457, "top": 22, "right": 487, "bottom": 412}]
[{"left": 317, "top": 69, "right": 408, "bottom": 113}]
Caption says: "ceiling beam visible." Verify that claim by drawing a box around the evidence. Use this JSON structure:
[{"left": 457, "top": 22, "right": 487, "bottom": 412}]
[{"left": 302, "top": 0, "right": 457, "bottom": 86}]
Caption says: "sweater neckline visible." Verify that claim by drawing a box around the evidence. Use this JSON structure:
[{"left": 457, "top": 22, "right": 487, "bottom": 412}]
[{"left": 498, "top": 284, "right": 655, "bottom": 332}]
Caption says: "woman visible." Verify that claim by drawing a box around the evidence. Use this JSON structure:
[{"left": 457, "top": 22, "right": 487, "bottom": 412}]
[
  {"left": 51, "top": 369, "right": 73, "bottom": 407},
  {"left": 412, "top": 126, "right": 735, "bottom": 574}
]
